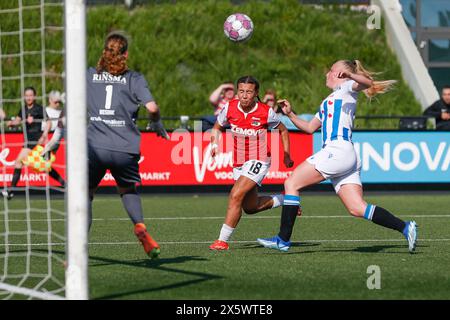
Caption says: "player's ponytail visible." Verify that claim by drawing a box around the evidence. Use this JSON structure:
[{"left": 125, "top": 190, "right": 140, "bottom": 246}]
[
  {"left": 342, "top": 60, "right": 397, "bottom": 98},
  {"left": 96, "top": 32, "right": 129, "bottom": 76}
]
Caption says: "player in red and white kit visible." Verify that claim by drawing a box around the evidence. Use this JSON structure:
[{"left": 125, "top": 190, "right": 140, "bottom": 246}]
[{"left": 209, "top": 76, "right": 294, "bottom": 251}]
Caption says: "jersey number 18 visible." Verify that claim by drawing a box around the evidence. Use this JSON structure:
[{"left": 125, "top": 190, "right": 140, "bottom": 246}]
[{"left": 248, "top": 161, "right": 262, "bottom": 174}]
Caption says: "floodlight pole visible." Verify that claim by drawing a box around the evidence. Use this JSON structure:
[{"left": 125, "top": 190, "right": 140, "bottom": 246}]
[{"left": 64, "top": 0, "right": 89, "bottom": 300}]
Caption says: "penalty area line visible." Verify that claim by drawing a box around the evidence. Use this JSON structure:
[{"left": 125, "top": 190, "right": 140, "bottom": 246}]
[
  {"left": 4, "top": 214, "right": 450, "bottom": 222},
  {"left": 2, "top": 238, "right": 450, "bottom": 247}
]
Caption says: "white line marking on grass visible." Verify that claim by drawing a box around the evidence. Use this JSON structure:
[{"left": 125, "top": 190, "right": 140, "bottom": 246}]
[
  {"left": 4, "top": 214, "right": 450, "bottom": 222},
  {"left": 2, "top": 238, "right": 450, "bottom": 247}
]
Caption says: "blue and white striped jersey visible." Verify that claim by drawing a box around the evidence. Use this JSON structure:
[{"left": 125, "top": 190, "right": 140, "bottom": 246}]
[{"left": 315, "top": 80, "right": 358, "bottom": 147}]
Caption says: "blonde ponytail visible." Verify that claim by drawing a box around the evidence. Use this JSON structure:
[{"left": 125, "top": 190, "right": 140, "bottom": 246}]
[{"left": 342, "top": 60, "right": 397, "bottom": 98}]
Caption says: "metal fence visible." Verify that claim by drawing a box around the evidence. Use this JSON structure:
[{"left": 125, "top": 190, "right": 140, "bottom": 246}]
[
  {"left": 143, "top": 115, "right": 435, "bottom": 131},
  {"left": 1, "top": 115, "right": 435, "bottom": 133}
]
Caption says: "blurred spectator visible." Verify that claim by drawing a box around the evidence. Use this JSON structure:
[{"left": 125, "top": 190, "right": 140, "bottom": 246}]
[
  {"left": 209, "top": 81, "right": 236, "bottom": 115},
  {"left": 7, "top": 86, "right": 46, "bottom": 147},
  {"left": 202, "top": 82, "right": 236, "bottom": 131},
  {"left": 262, "top": 89, "right": 277, "bottom": 111},
  {"left": 264, "top": 88, "right": 306, "bottom": 130},
  {"left": 3, "top": 87, "right": 49, "bottom": 199},
  {"left": 42, "top": 90, "right": 64, "bottom": 132},
  {"left": 423, "top": 85, "right": 450, "bottom": 131},
  {"left": 0, "top": 108, "right": 5, "bottom": 120},
  {"left": 267, "top": 93, "right": 299, "bottom": 130}
]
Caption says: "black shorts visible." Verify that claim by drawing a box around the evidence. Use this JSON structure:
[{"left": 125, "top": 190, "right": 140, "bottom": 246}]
[
  {"left": 88, "top": 146, "right": 141, "bottom": 189},
  {"left": 24, "top": 142, "right": 39, "bottom": 150},
  {"left": 24, "top": 133, "right": 42, "bottom": 150}
]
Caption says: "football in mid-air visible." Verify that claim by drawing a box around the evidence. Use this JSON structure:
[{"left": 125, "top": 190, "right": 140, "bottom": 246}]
[{"left": 223, "top": 13, "right": 253, "bottom": 42}]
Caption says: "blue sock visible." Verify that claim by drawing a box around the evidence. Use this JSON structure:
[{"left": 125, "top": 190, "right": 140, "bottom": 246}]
[{"left": 363, "top": 204, "right": 376, "bottom": 221}]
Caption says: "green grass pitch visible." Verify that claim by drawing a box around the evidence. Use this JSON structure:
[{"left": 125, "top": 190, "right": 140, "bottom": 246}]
[{"left": 1, "top": 192, "right": 450, "bottom": 299}]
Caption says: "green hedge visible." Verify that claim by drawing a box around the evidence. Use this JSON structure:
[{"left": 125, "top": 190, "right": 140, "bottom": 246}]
[{"left": 1, "top": 0, "right": 422, "bottom": 129}]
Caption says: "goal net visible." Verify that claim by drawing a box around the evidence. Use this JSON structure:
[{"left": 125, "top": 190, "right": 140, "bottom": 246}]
[{"left": 0, "top": 0, "right": 88, "bottom": 300}]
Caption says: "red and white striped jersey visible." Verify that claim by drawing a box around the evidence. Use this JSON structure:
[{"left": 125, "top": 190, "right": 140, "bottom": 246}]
[
  {"left": 214, "top": 98, "right": 229, "bottom": 116},
  {"left": 217, "top": 99, "right": 281, "bottom": 167}
]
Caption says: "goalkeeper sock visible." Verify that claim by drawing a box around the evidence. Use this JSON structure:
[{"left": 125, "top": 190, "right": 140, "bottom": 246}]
[
  {"left": 364, "top": 204, "right": 406, "bottom": 233},
  {"left": 278, "top": 195, "right": 300, "bottom": 242},
  {"left": 88, "top": 195, "right": 93, "bottom": 231},
  {"left": 11, "top": 168, "right": 22, "bottom": 188},
  {"left": 121, "top": 192, "right": 144, "bottom": 225},
  {"left": 49, "top": 169, "right": 65, "bottom": 187}
]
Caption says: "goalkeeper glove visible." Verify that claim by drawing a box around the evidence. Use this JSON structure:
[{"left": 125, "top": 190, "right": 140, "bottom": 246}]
[{"left": 149, "top": 120, "right": 169, "bottom": 140}]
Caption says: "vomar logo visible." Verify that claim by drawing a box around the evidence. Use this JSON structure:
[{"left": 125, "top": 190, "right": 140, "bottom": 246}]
[
  {"left": 169, "top": 128, "right": 281, "bottom": 183},
  {"left": 355, "top": 141, "right": 450, "bottom": 171},
  {"left": 0, "top": 148, "right": 17, "bottom": 167},
  {"left": 193, "top": 143, "right": 233, "bottom": 183}
]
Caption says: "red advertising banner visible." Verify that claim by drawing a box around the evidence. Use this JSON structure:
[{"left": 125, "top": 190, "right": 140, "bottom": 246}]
[
  {"left": 0, "top": 132, "right": 66, "bottom": 187},
  {"left": 0, "top": 131, "right": 313, "bottom": 187}
]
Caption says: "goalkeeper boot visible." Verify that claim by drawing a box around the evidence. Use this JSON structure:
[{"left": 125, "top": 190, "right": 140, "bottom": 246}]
[
  {"left": 403, "top": 221, "right": 418, "bottom": 254},
  {"left": 256, "top": 235, "right": 291, "bottom": 252},
  {"left": 209, "top": 240, "right": 229, "bottom": 251},
  {"left": 134, "top": 223, "right": 160, "bottom": 259},
  {"left": 1, "top": 190, "right": 14, "bottom": 200}
]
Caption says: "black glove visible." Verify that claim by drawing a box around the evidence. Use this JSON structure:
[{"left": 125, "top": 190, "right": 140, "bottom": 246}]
[{"left": 149, "top": 120, "right": 169, "bottom": 140}]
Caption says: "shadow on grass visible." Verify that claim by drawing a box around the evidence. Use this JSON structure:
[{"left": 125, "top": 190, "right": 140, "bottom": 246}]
[
  {"left": 242, "top": 243, "right": 426, "bottom": 255},
  {"left": 238, "top": 242, "right": 321, "bottom": 250},
  {"left": 319, "top": 244, "right": 427, "bottom": 254},
  {"left": 43, "top": 250, "right": 223, "bottom": 300},
  {"left": 88, "top": 254, "right": 223, "bottom": 300}
]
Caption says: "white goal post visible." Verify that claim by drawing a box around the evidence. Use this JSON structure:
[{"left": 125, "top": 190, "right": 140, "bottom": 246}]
[
  {"left": 64, "top": 0, "right": 88, "bottom": 300},
  {"left": 0, "top": 0, "right": 88, "bottom": 300}
]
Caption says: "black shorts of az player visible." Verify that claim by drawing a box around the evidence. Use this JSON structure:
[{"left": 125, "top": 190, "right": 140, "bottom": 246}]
[{"left": 88, "top": 146, "right": 141, "bottom": 189}]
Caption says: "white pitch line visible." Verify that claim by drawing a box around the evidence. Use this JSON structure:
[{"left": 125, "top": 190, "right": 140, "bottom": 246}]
[
  {"left": 3, "top": 214, "right": 450, "bottom": 222},
  {"left": 1, "top": 238, "right": 450, "bottom": 247}
]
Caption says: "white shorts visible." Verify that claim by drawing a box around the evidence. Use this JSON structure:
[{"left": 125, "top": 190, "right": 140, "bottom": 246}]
[
  {"left": 306, "top": 140, "right": 361, "bottom": 193},
  {"left": 233, "top": 160, "right": 270, "bottom": 186}
]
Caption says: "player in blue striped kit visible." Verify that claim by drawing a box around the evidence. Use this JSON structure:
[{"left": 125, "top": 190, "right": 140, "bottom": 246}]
[{"left": 257, "top": 60, "right": 418, "bottom": 253}]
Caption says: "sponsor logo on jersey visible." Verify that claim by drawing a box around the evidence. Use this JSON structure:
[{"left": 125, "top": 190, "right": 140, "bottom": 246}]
[
  {"left": 92, "top": 72, "right": 127, "bottom": 84},
  {"left": 251, "top": 117, "right": 261, "bottom": 126},
  {"left": 99, "top": 109, "right": 115, "bottom": 115},
  {"left": 230, "top": 124, "right": 263, "bottom": 136}
]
